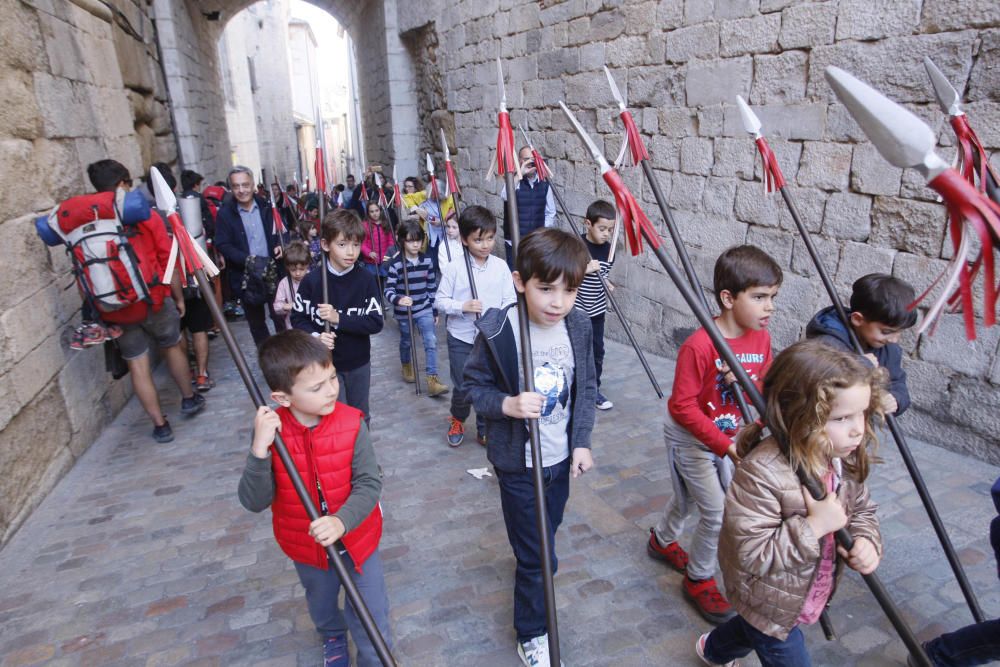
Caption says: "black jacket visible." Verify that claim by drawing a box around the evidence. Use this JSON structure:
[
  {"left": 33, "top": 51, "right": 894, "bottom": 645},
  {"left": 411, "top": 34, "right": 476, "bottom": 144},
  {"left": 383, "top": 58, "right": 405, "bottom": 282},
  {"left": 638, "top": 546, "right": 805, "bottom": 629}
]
[
  {"left": 464, "top": 304, "right": 596, "bottom": 473},
  {"left": 215, "top": 196, "right": 286, "bottom": 295},
  {"left": 805, "top": 305, "right": 911, "bottom": 415}
]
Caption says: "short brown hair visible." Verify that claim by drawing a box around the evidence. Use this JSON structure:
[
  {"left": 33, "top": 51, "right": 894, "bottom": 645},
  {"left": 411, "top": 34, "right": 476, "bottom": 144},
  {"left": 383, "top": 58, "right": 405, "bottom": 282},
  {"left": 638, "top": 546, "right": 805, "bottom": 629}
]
[
  {"left": 283, "top": 240, "right": 311, "bottom": 267},
  {"left": 585, "top": 200, "right": 615, "bottom": 223},
  {"left": 322, "top": 208, "right": 365, "bottom": 243},
  {"left": 713, "top": 245, "right": 783, "bottom": 308},
  {"left": 259, "top": 330, "right": 333, "bottom": 393},
  {"left": 458, "top": 205, "right": 497, "bottom": 239},
  {"left": 515, "top": 227, "right": 589, "bottom": 289}
]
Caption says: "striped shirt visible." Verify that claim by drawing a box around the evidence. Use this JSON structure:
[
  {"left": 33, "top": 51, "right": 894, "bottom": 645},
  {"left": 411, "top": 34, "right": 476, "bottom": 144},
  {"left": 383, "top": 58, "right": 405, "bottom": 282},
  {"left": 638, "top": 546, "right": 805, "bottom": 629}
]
[
  {"left": 384, "top": 252, "right": 437, "bottom": 316},
  {"left": 574, "top": 235, "right": 612, "bottom": 317}
]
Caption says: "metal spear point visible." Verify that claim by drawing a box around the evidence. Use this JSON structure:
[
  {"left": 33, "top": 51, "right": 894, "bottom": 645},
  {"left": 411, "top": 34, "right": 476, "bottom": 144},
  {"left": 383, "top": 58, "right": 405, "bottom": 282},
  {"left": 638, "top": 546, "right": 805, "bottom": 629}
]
[
  {"left": 558, "top": 102, "right": 611, "bottom": 172},
  {"left": 151, "top": 167, "right": 394, "bottom": 665},
  {"left": 440, "top": 127, "right": 450, "bottom": 162},
  {"left": 924, "top": 57, "right": 963, "bottom": 117},
  {"left": 426, "top": 152, "right": 435, "bottom": 177},
  {"left": 496, "top": 55, "right": 506, "bottom": 112},
  {"left": 603, "top": 66, "right": 627, "bottom": 112},
  {"left": 735, "top": 95, "right": 762, "bottom": 138}
]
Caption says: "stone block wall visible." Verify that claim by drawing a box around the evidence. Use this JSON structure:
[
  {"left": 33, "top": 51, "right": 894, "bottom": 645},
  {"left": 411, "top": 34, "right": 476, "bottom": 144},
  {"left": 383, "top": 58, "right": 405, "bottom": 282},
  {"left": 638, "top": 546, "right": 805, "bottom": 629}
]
[
  {"left": 0, "top": 0, "right": 173, "bottom": 546},
  {"left": 422, "top": 0, "right": 1000, "bottom": 463}
]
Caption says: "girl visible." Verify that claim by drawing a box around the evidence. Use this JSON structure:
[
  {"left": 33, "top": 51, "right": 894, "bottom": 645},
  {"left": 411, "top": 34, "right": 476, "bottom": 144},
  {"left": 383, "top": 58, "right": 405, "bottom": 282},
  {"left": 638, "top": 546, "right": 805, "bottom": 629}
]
[
  {"left": 698, "top": 340, "right": 884, "bottom": 667},
  {"left": 272, "top": 241, "right": 311, "bottom": 330},
  {"left": 437, "top": 214, "right": 462, "bottom": 270},
  {"left": 360, "top": 200, "right": 394, "bottom": 279}
]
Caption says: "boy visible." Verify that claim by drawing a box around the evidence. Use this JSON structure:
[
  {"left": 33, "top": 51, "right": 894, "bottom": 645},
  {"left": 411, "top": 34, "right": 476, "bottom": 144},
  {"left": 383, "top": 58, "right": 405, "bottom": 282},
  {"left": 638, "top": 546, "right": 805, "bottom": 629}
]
[
  {"left": 806, "top": 273, "right": 916, "bottom": 415},
  {"left": 384, "top": 220, "right": 449, "bottom": 396},
  {"left": 648, "top": 245, "right": 782, "bottom": 624},
  {"left": 273, "top": 240, "right": 311, "bottom": 330},
  {"left": 238, "top": 330, "right": 391, "bottom": 666},
  {"left": 435, "top": 205, "right": 517, "bottom": 447},
  {"left": 464, "top": 227, "right": 597, "bottom": 666},
  {"left": 574, "top": 199, "right": 617, "bottom": 410},
  {"left": 291, "top": 209, "right": 384, "bottom": 426}
]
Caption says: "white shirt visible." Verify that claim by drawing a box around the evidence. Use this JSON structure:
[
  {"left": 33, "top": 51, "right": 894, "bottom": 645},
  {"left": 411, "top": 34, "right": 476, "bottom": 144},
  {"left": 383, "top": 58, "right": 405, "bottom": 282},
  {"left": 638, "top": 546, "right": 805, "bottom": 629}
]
[
  {"left": 437, "top": 237, "right": 464, "bottom": 270},
  {"left": 435, "top": 254, "right": 516, "bottom": 344}
]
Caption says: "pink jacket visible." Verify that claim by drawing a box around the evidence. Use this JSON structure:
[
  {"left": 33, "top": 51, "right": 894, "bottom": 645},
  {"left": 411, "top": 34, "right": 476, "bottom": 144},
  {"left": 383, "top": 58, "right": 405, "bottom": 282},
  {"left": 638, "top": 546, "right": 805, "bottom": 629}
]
[
  {"left": 361, "top": 221, "right": 394, "bottom": 266},
  {"left": 272, "top": 275, "right": 301, "bottom": 329}
]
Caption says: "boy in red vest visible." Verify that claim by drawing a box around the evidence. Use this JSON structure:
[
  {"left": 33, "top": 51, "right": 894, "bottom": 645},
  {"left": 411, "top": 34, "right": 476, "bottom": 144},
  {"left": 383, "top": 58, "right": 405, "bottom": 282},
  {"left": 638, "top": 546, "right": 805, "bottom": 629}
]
[{"left": 238, "top": 330, "right": 391, "bottom": 666}]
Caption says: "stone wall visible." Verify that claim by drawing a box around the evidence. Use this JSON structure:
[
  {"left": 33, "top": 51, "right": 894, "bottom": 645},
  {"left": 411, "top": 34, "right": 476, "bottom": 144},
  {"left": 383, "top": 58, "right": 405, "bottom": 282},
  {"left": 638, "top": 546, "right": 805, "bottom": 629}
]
[
  {"left": 0, "top": 0, "right": 173, "bottom": 546},
  {"left": 426, "top": 0, "right": 1000, "bottom": 463}
]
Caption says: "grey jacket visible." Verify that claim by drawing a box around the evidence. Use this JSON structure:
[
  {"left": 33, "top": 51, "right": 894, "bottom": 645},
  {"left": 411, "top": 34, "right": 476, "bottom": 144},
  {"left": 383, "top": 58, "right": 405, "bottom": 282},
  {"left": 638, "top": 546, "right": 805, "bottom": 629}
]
[{"left": 464, "top": 304, "right": 597, "bottom": 473}]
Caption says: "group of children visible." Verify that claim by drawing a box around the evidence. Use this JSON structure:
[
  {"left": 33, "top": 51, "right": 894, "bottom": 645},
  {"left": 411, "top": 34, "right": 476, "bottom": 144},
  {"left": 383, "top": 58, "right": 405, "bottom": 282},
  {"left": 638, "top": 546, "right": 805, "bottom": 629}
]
[{"left": 237, "top": 187, "right": 984, "bottom": 667}]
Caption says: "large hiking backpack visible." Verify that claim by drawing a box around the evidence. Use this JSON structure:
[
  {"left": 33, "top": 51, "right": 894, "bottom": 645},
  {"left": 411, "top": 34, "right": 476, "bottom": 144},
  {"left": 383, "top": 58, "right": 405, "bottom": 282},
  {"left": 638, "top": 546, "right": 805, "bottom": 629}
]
[{"left": 36, "top": 190, "right": 154, "bottom": 314}]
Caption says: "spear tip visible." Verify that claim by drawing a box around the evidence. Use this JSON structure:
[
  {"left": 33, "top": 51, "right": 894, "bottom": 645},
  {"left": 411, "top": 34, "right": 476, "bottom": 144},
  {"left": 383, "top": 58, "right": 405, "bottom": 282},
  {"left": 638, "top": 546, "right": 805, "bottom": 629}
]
[
  {"left": 426, "top": 152, "right": 435, "bottom": 174},
  {"left": 440, "top": 127, "right": 450, "bottom": 160},
  {"left": 735, "top": 95, "right": 762, "bottom": 138},
  {"left": 603, "top": 66, "right": 627, "bottom": 110},
  {"left": 150, "top": 166, "right": 177, "bottom": 213},
  {"left": 923, "top": 56, "right": 962, "bottom": 117}
]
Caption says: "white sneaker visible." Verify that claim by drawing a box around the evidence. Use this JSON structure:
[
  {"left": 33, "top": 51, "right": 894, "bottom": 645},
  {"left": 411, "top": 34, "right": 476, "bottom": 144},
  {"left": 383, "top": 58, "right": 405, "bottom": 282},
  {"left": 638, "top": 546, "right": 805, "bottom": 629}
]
[
  {"left": 517, "top": 634, "right": 565, "bottom": 667},
  {"left": 595, "top": 391, "right": 613, "bottom": 410},
  {"left": 695, "top": 632, "right": 738, "bottom": 667}
]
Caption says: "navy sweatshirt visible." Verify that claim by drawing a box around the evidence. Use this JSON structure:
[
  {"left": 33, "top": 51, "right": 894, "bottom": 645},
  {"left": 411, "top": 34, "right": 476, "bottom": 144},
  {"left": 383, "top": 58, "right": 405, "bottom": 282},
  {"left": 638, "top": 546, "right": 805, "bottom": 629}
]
[{"left": 291, "top": 262, "right": 384, "bottom": 372}]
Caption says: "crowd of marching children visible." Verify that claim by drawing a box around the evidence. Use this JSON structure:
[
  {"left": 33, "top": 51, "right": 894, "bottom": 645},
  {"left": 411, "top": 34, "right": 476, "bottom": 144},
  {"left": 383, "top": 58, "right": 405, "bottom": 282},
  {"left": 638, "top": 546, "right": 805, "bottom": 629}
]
[{"left": 55, "top": 155, "right": 999, "bottom": 667}]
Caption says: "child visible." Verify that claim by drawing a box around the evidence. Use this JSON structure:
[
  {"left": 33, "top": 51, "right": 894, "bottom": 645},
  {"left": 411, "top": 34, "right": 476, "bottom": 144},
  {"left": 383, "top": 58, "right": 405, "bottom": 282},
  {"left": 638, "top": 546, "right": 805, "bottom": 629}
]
[
  {"left": 648, "top": 245, "right": 782, "bottom": 624},
  {"left": 291, "top": 209, "right": 384, "bottom": 426},
  {"left": 697, "top": 339, "right": 883, "bottom": 666},
  {"left": 361, "top": 201, "right": 393, "bottom": 279},
  {"left": 383, "top": 221, "right": 449, "bottom": 397},
  {"left": 464, "top": 227, "right": 597, "bottom": 667},
  {"left": 237, "top": 330, "right": 391, "bottom": 667},
  {"left": 273, "top": 241, "right": 311, "bottom": 330},
  {"left": 437, "top": 214, "right": 463, "bottom": 271},
  {"left": 574, "top": 199, "right": 616, "bottom": 411},
  {"left": 435, "top": 205, "right": 517, "bottom": 447},
  {"left": 806, "top": 273, "right": 917, "bottom": 416}
]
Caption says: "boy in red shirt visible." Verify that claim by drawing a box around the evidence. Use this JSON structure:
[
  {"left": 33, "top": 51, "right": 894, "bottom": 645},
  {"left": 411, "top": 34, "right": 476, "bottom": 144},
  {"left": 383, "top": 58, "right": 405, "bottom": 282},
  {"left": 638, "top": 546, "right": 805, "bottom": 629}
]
[
  {"left": 238, "top": 330, "right": 391, "bottom": 666},
  {"left": 647, "top": 245, "right": 782, "bottom": 625}
]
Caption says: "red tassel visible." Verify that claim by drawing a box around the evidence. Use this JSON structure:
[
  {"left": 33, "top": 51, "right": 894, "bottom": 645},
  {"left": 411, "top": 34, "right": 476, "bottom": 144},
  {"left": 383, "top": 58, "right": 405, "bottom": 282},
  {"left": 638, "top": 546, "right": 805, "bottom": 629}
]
[
  {"left": 951, "top": 115, "right": 1000, "bottom": 193},
  {"left": 377, "top": 185, "right": 388, "bottom": 208},
  {"left": 918, "top": 169, "right": 1000, "bottom": 339},
  {"left": 531, "top": 149, "right": 550, "bottom": 182},
  {"left": 393, "top": 183, "right": 402, "bottom": 208},
  {"left": 429, "top": 175, "right": 441, "bottom": 203},
  {"left": 754, "top": 138, "right": 786, "bottom": 193},
  {"left": 602, "top": 169, "right": 660, "bottom": 256},
  {"left": 496, "top": 111, "right": 517, "bottom": 176},
  {"left": 445, "top": 160, "right": 462, "bottom": 196},
  {"left": 271, "top": 204, "right": 286, "bottom": 235},
  {"left": 314, "top": 147, "right": 326, "bottom": 194},
  {"left": 361, "top": 183, "right": 369, "bottom": 204},
  {"left": 620, "top": 110, "right": 649, "bottom": 165},
  {"left": 167, "top": 211, "right": 203, "bottom": 274}
]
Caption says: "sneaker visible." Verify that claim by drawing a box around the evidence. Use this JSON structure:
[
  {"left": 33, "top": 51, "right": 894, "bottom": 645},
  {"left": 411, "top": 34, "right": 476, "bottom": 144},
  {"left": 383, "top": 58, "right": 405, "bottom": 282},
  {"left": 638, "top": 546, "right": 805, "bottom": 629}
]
[
  {"left": 446, "top": 416, "right": 465, "bottom": 447},
  {"left": 78, "top": 323, "right": 106, "bottom": 348},
  {"left": 517, "top": 634, "right": 564, "bottom": 667},
  {"left": 194, "top": 374, "right": 215, "bottom": 393},
  {"left": 647, "top": 529, "right": 689, "bottom": 573},
  {"left": 180, "top": 393, "right": 206, "bottom": 416},
  {"left": 683, "top": 576, "right": 737, "bottom": 625},
  {"left": 595, "top": 391, "right": 613, "bottom": 410},
  {"left": 152, "top": 420, "right": 174, "bottom": 443},
  {"left": 207, "top": 328, "right": 219, "bottom": 339},
  {"left": 476, "top": 428, "right": 487, "bottom": 447},
  {"left": 69, "top": 328, "right": 87, "bottom": 351},
  {"left": 695, "top": 632, "right": 738, "bottom": 667},
  {"left": 322, "top": 635, "right": 348, "bottom": 666}
]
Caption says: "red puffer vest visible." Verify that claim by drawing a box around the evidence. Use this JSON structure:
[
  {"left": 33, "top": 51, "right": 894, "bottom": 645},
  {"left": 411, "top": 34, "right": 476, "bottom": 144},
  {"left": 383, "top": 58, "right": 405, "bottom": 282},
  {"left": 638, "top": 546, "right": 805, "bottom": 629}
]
[{"left": 270, "top": 404, "right": 382, "bottom": 572}]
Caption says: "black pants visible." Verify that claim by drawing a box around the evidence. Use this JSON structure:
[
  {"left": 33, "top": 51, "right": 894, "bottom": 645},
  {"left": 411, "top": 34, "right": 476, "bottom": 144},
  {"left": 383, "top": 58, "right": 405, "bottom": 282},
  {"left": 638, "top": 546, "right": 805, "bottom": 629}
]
[
  {"left": 244, "top": 301, "right": 286, "bottom": 347},
  {"left": 591, "top": 313, "right": 605, "bottom": 389}
]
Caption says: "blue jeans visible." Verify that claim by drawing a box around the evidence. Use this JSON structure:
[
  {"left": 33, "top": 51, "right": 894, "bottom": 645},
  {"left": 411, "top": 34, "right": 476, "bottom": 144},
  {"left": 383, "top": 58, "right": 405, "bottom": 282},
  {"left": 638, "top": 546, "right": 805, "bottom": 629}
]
[
  {"left": 705, "top": 615, "right": 811, "bottom": 667},
  {"left": 397, "top": 308, "right": 437, "bottom": 375},
  {"left": 293, "top": 551, "right": 393, "bottom": 667},
  {"left": 496, "top": 458, "right": 571, "bottom": 642},
  {"left": 926, "top": 619, "right": 1000, "bottom": 666}
]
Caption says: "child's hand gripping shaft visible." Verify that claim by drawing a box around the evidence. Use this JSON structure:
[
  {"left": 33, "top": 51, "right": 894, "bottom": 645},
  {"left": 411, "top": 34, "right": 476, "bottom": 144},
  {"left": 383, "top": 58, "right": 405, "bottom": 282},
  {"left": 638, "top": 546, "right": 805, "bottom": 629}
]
[
  {"left": 310, "top": 515, "right": 346, "bottom": 547},
  {"left": 502, "top": 391, "right": 544, "bottom": 419},
  {"left": 803, "top": 489, "right": 848, "bottom": 538},
  {"left": 252, "top": 406, "right": 282, "bottom": 458}
]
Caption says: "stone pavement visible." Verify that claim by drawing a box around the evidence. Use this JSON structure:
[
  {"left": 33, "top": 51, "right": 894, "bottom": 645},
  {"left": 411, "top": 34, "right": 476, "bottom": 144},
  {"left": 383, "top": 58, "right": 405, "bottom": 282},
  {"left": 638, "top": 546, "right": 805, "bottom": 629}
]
[{"left": 0, "top": 315, "right": 998, "bottom": 667}]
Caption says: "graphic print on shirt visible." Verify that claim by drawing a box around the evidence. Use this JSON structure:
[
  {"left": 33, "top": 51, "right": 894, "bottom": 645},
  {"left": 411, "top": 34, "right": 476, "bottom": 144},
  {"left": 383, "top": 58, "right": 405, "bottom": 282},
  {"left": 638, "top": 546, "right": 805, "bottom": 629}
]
[
  {"left": 533, "top": 343, "right": 571, "bottom": 426},
  {"left": 711, "top": 357, "right": 759, "bottom": 434}
]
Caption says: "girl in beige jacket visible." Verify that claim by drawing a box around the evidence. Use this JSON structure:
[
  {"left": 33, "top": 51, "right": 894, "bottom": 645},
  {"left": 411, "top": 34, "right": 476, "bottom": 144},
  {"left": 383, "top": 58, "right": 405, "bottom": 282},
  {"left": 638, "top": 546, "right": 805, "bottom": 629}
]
[{"left": 697, "top": 340, "right": 885, "bottom": 667}]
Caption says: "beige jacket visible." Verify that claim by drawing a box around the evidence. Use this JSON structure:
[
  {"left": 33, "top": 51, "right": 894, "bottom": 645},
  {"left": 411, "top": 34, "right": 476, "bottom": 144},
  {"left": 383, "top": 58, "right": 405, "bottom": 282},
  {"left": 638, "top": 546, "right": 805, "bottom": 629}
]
[{"left": 718, "top": 438, "right": 882, "bottom": 640}]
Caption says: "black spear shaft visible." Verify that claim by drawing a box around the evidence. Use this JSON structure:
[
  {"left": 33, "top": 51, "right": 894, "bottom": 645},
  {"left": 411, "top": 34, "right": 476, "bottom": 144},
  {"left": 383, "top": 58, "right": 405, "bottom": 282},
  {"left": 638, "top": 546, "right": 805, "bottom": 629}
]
[
  {"left": 398, "top": 250, "right": 422, "bottom": 395},
  {"left": 504, "top": 169, "right": 561, "bottom": 667},
  {"left": 546, "top": 175, "right": 663, "bottom": 398},
  {"left": 638, "top": 226, "right": 931, "bottom": 667},
  {"left": 316, "top": 176, "right": 330, "bottom": 336},
  {"left": 447, "top": 180, "right": 482, "bottom": 317},
  {"left": 184, "top": 264, "right": 396, "bottom": 666},
  {"left": 778, "top": 184, "right": 985, "bottom": 624}
]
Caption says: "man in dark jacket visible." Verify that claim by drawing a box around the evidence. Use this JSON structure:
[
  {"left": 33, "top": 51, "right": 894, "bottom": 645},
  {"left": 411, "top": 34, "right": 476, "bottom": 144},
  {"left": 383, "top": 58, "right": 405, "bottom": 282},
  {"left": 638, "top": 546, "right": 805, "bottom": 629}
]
[
  {"left": 805, "top": 273, "right": 916, "bottom": 416},
  {"left": 215, "top": 165, "right": 288, "bottom": 346}
]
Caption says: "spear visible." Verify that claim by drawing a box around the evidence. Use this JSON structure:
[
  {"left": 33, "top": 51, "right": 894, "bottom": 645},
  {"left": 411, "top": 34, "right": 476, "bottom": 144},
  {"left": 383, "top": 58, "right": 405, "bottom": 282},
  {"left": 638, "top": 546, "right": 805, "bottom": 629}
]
[
  {"left": 314, "top": 107, "right": 330, "bottom": 335},
  {"left": 274, "top": 167, "right": 301, "bottom": 228},
  {"left": 518, "top": 123, "right": 663, "bottom": 399},
  {"left": 267, "top": 166, "right": 287, "bottom": 255},
  {"left": 396, "top": 237, "right": 422, "bottom": 396},
  {"left": 425, "top": 152, "right": 447, "bottom": 262},
  {"left": 150, "top": 167, "right": 396, "bottom": 666},
  {"left": 497, "top": 57, "right": 561, "bottom": 667},
  {"left": 440, "top": 127, "right": 481, "bottom": 313},
  {"left": 738, "top": 92, "right": 986, "bottom": 624},
  {"left": 603, "top": 67, "right": 751, "bottom": 417},
  {"left": 560, "top": 100, "right": 932, "bottom": 667},
  {"left": 825, "top": 66, "right": 1000, "bottom": 622},
  {"left": 925, "top": 57, "right": 1000, "bottom": 206}
]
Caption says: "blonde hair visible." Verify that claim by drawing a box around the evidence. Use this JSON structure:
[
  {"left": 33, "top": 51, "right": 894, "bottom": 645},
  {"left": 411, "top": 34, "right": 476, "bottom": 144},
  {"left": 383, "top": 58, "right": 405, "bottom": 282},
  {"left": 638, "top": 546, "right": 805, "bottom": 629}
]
[{"left": 737, "top": 340, "right": 884, "bottom": 482}]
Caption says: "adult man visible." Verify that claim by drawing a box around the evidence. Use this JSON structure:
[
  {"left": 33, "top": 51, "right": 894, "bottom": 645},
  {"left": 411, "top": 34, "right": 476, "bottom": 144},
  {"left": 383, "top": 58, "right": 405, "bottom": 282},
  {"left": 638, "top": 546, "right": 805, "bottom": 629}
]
[
  {"left": 86, "top": 159, "right": 206, "bottom": 443},
  {"left": 215, "top": 165, "right": 287, "bottom": 346},
  {"left": 340, "top": 173, "right": 356, "bottom": 209},
  {"left": 500, "top": 145, "right": 556, "bottom": 268}
]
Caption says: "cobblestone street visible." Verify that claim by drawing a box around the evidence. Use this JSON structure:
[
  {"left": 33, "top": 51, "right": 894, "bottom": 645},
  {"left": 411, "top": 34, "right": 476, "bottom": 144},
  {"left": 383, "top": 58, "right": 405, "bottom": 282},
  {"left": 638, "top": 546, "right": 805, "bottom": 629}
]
[{"left": 0, "top": 317, "right": 997, "bottom": 667}]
